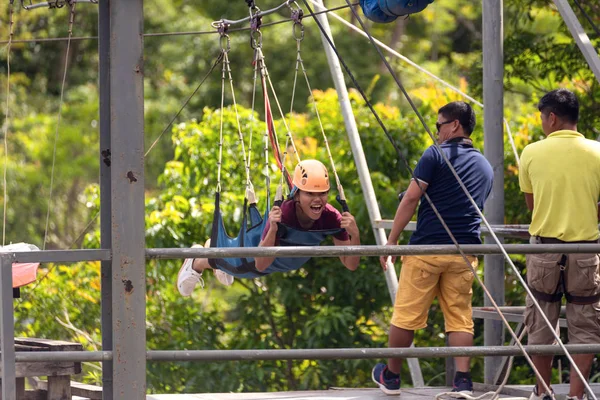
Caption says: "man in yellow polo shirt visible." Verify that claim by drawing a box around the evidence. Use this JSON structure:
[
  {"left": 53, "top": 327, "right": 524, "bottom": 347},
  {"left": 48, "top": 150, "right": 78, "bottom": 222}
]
[{"left": 519, "top": 88, "right": 600, "bottom": 400}]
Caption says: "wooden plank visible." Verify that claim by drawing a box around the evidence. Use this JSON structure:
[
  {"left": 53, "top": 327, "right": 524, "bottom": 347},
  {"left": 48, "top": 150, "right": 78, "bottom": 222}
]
[
  {"left": 0, "top": 338, "right": 83, "bottom": 377},
  {"left": 35, "top": 379, "right": 102, "bottom": 400},
  {"left": 0, "top": 361, "right": 79, "bottom": 378},
  {"left": 46, "top": 376, "right": 71, "bottom": 400},
  {"left": 14, "top": 338, "right": 82, "bottom": 351},
  {"left": 22, "top": 390, "right": 46, "bottom": 400},
  {"left": 473, "top": 382, "right": 531, "bottom": 397}
]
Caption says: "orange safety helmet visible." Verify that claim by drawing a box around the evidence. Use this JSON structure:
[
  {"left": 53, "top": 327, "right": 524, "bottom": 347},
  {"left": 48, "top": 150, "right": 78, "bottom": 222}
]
[{"left": 291, "top": 159, "right": 331, "bottom": 193}]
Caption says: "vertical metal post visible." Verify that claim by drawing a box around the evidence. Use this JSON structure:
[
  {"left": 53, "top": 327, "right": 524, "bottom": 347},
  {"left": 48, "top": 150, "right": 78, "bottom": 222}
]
[
  {"left": 0, "top": 254, "right": 16, "bottom": 400},
  {"left": 311, "top": 0, "right": 397, "bottom": 305},
  {"left": 98, "top": 0, "right": 113, "bottom": 398},
  {"left": 483, "top": 0, "right": 505, "bottom": 384},
  {"left": 553, "top": 0, "right": 600, "bottom": 84},
  {"left": 312, "top": 0, "right": 423, "bottom": 387},
  {"left": 109, "top": 0, "right": 146, "bottom": 398}
]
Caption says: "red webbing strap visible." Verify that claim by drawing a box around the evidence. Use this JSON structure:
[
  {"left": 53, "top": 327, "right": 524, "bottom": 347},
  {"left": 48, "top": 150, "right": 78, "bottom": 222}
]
[{"left": 262, "top": 74, "right": 292, "bottom": 189}]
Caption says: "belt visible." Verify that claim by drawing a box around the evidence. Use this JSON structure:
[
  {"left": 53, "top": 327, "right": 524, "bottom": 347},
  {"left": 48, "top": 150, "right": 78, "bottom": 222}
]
[{"left": 536, "top": 236, "right": 599, "bottom": 244}]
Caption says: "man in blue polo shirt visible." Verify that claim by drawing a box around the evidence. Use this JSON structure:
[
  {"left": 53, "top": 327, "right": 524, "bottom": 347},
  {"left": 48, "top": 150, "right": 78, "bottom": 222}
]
[{"left": 372, "top": 101, "right": 493, "bottom": 397}]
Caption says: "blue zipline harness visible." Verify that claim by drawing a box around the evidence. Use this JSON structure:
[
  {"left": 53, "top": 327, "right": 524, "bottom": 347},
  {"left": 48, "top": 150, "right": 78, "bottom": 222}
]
[
  {"left": 208, "top": 197, "right": 345, "bottom": 278},
  {"left": 359, "top": 0, "right": 434, "bottom": 23},
  {"left": 208, "top": 3, "right": 348, "bottom": 278}
]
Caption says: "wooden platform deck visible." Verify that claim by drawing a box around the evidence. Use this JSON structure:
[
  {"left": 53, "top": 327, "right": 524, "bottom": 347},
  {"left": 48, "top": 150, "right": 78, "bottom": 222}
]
[{"left": 146, "top": 383, "right": 600, "bottom": 400}]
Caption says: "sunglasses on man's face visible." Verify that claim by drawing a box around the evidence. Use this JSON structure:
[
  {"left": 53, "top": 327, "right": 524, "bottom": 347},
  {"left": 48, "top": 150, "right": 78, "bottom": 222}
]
[{"left": 436, "top": 120, "right": 455, "bottom": 132}]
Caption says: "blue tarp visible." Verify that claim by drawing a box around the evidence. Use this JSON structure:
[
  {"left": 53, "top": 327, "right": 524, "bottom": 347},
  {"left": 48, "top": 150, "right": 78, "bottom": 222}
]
[{"left": 359, "top": 0, "right": 434, "bottom": 23}]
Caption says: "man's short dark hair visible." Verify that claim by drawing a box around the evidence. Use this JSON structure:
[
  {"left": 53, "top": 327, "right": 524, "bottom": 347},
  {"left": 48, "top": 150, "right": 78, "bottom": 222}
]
[
  {"left": 438, "top": 101, "right": 476, "bottom": 135},
  {"left": 537, "top": 88, "right": 579, "bottom": 124}
]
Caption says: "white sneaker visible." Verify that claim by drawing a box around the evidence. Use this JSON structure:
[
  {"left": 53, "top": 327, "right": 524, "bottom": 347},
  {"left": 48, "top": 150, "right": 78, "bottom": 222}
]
[
  {"left": 177, "top": 244, "right": 204, "bottom": 296},
  {"left": 529, "top": 386, "right": 553, "bottom": 400},
  {"left": 204, "top": 238, "right": 234, "bottom": 286},
  {"left": 214, "top": 269, "right": 234, "bottom": 286},
  {"left": 567, "top": 395, "right": 588, "bottom": 400}
]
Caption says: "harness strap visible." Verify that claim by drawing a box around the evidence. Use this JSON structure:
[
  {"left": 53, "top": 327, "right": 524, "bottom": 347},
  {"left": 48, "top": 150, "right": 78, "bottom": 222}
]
[
  {"left": 527, "top": 286, "right": 563, "bottom": 303},
  {"left": 528, "top": 253, "right": 600, "bottom": 305},
  {"left": 565, "top": 292, "right": 600, "bottom": 305}
]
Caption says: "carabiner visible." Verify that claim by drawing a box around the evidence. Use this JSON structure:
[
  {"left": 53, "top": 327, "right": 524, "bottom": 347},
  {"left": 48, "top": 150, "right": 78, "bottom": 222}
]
[
  {"left": 250, "top": 29, "right": 263, "bottom": 50},
  {"left": 217, "top": 22, "right": 231, "bottom": 52},
  {"left": 293, "top": 21, "right": 304, "bottom": 41}
]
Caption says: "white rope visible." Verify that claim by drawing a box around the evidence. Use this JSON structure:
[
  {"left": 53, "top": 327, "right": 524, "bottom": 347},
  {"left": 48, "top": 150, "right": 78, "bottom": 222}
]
[
  {"left": 295, "top": 33, "right": 346, "bottom": 200},
  {"left": 254, "top": 51, "right": 272, "bottom": 201},
  {"left": 246, "top": 42, "right": 261, "bottom": 202},
  {"left": 308, "top": 0, "right": 521, "bottom": 167},
  {"left": 44, "top": 0, "right": 77, "bottom": 250},
  {"left": 223, "top": 48, "right": 252, "bottom": 195},
  {"left": 2, "top": 2, "right": 15, "bottom": 247},
  {"left": 216, "top": 48, "right": 226, "bottom": 194},
  {"left": 262, "top": 52, "right": 301, "bottom": 165},
  {"left": 255, "top": 47, "right": 293, "bottom": 199},
  {"left": 435, "top": 329, "right": 529, "bottom": 400},
  {"left": 435, "top": 393, "right": 528, "bottom": 400}
]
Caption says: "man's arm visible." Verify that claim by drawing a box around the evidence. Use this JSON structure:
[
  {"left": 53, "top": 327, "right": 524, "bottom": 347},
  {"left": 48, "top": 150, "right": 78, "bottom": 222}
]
[
  {"left": 387, "top": 179, "right": 428, "bottom": 245},
  {"left": 378, "top": 179, "right": 427, "bottom": 270},
  {"left": 524, "top": 192, "right": 534, "bottom": 212}
]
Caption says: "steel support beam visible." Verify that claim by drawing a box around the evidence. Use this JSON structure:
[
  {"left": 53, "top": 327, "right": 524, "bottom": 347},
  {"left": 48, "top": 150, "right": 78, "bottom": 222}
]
[
  {"left": 98, "top": 0, "right": 113, "bottom": 398},
  {"left": 483, "top": 0, "right": 505, "bottom": 384},
  {"left": 311, "top": 0, "right": 398, "bottom": 302},
  {"left": 11, "top": 249, "right": 110, "bottom": 263},
  {"left": 109, "top": 0, "right": 146, "bottom": 398},
  {"left": 0, "top": 254, "right": 15, "bottom": 400},
  {"left": 553, "top": 0, "right": 600, "bottom": 84},
  {"left": 310, "top": 0, "right": 422, "bottom": 386}
]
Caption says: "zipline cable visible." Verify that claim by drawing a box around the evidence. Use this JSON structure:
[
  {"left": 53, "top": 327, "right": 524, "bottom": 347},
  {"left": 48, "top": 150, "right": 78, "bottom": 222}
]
[
  {"left": 302, "top": 0, "right": 571, "bottom": 397},
  {"left": 44, "top": 0, "right": 77, "bottom": 250},
  {"left": 572, "top": 0, "right": 600, "bottom": 38},
  {"left": 0, "top": 3, "right": 359, "bottom": 44}
]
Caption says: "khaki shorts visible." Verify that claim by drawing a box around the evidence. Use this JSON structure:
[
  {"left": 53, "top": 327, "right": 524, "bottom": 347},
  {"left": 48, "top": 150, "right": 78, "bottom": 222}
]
[
  {"left": 525, "top": 253, "right": 600, "bottom": 345},
  {"left": 391, "top": 255, "right": 478, "bottom": 334}
]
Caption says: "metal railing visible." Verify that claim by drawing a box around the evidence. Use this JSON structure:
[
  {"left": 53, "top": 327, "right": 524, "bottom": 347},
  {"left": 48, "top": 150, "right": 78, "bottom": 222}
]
[
  {"left": 8, "top": 344, "right": 600, "bottom": 363},
  {"left": 2, "top": 243, "right": 599, "bottom": 372}
]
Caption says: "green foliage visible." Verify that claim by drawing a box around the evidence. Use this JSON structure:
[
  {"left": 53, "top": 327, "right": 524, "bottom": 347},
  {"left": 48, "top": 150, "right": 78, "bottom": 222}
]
[
  {"left": 142, "top": 95, "right": 398, "bottom": 391},
  {"left": 4, "top": 0, "right": 600, "bottom": 394}
]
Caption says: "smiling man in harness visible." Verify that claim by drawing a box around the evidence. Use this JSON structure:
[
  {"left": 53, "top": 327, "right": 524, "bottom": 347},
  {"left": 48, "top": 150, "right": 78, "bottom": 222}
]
[{"left": 519, "top": 88, "right": 600, "bottom": 400}]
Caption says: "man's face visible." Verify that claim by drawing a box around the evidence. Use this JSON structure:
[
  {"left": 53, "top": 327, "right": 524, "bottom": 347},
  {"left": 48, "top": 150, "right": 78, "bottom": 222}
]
[{"left": 436, "top": 114, "right": 457, "bottom": 143}]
